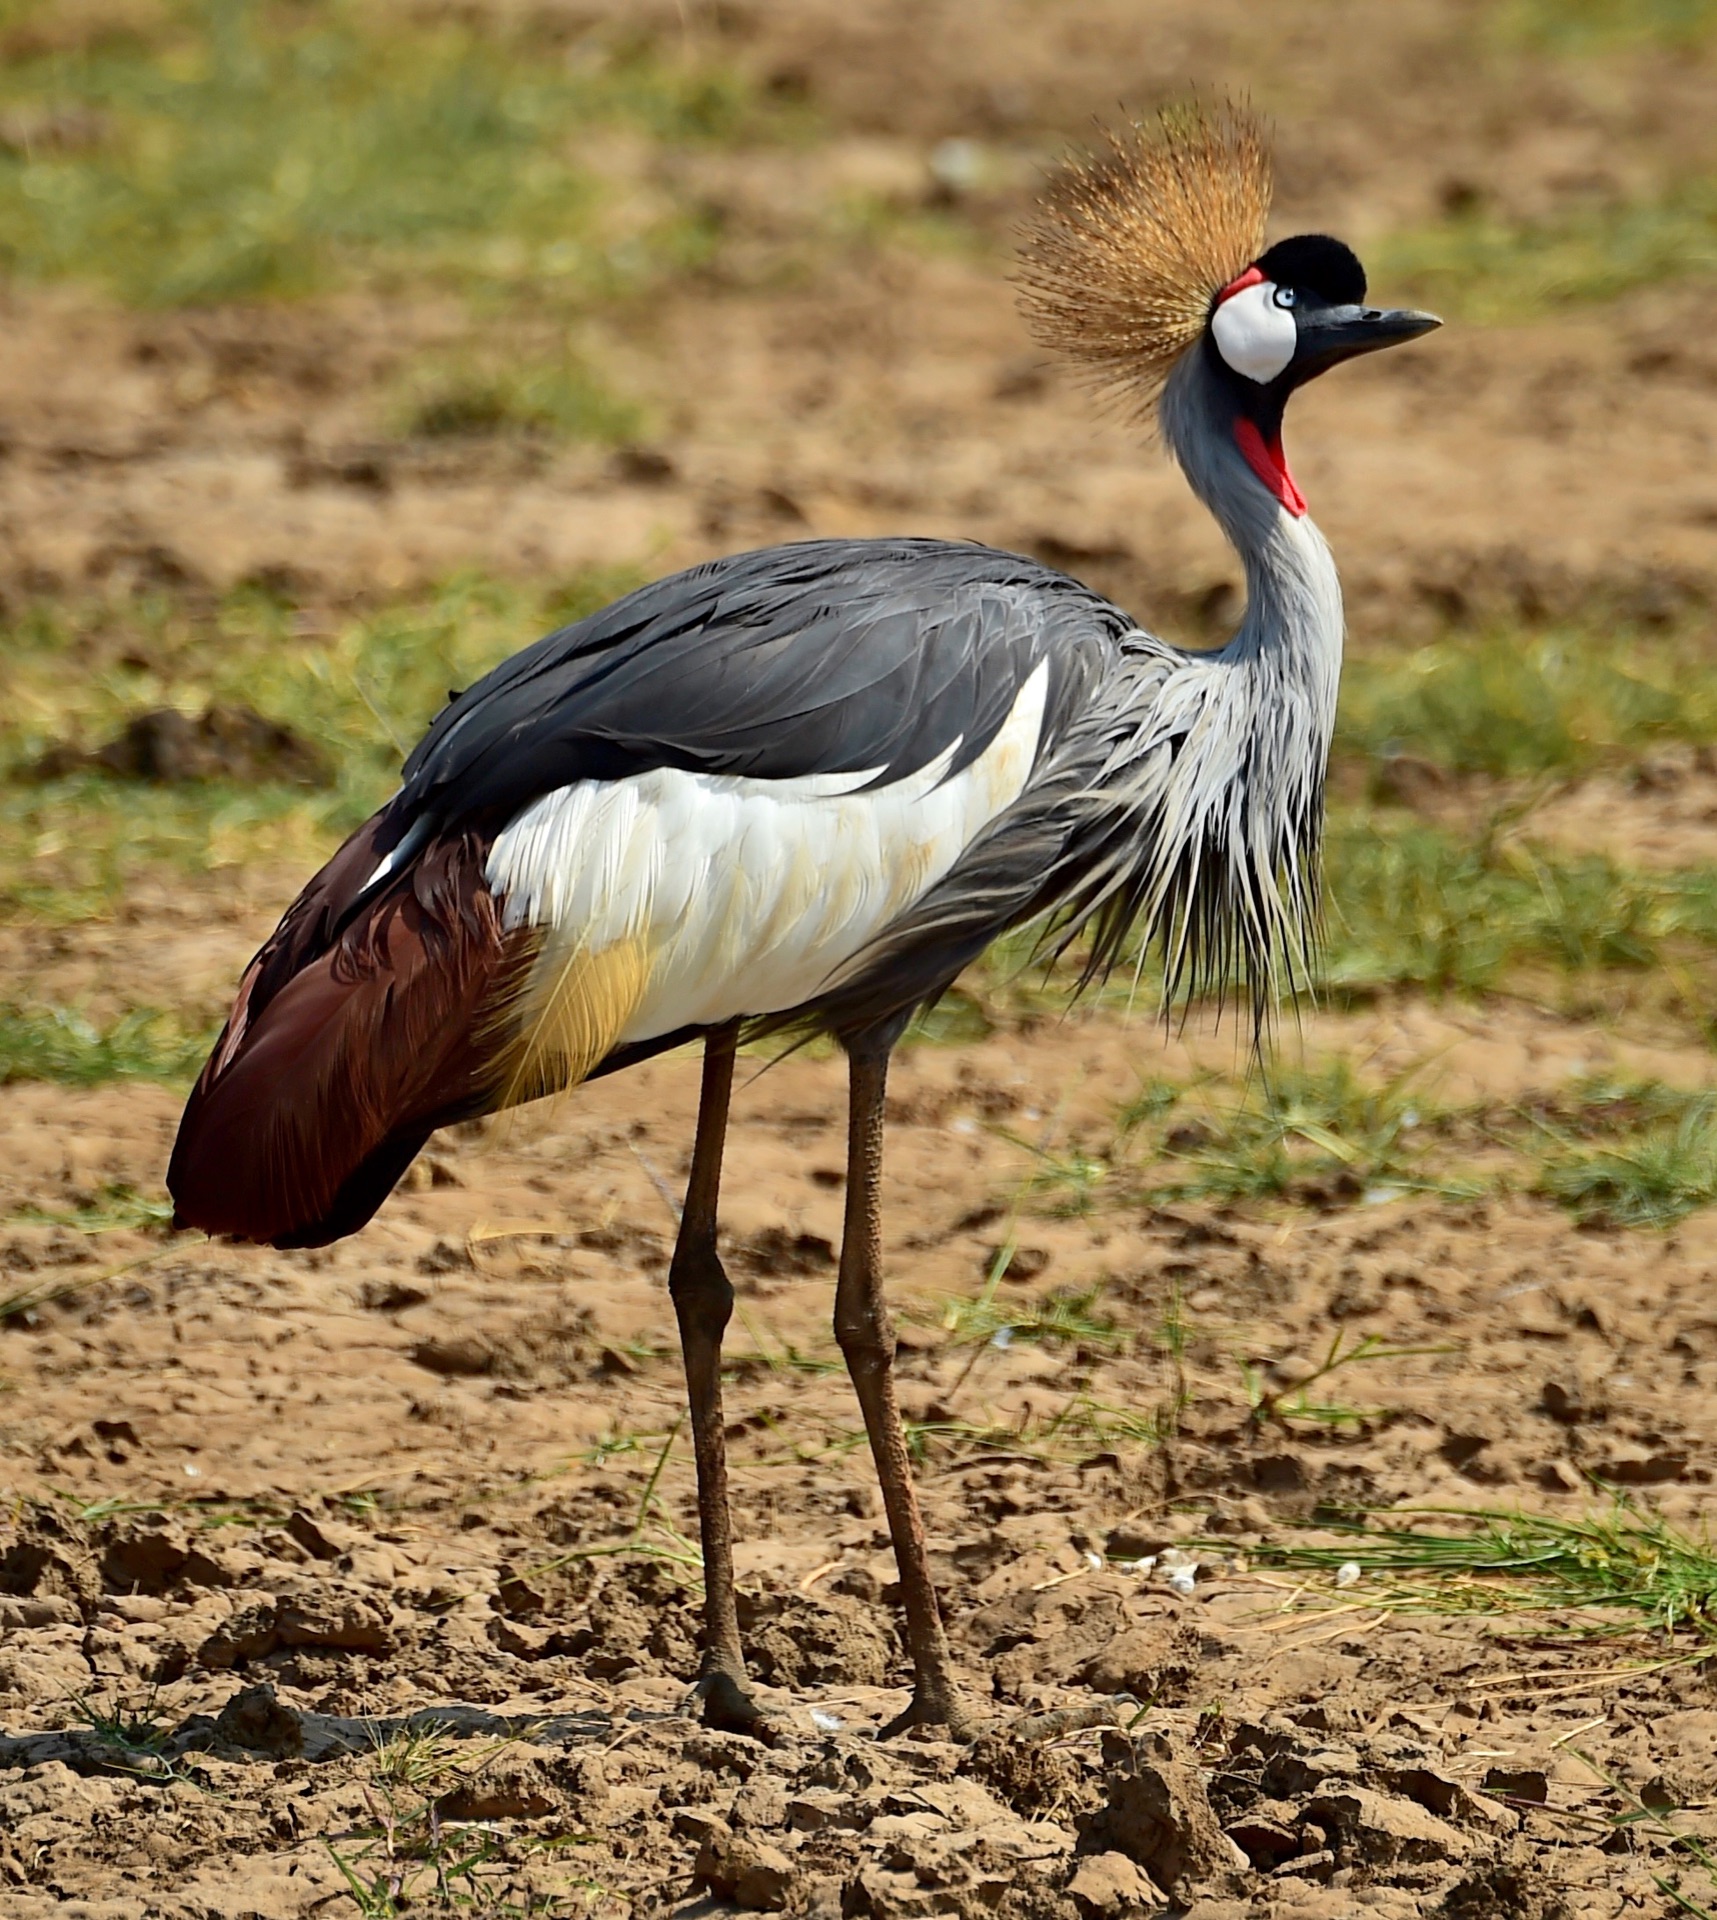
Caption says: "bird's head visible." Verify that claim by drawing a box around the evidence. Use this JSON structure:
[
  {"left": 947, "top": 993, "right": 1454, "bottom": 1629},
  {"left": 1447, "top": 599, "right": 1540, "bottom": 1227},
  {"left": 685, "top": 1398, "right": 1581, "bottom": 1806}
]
[{"left": 1018, "top": 104, "right": 1440, "bottom": 519}]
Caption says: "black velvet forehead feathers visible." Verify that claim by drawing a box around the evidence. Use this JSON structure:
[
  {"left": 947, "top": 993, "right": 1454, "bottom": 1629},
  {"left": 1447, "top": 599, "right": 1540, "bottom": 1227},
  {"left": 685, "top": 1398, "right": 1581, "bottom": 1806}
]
[{"left": 1255, "top": 233, "right": 1367, "bottom": 306}]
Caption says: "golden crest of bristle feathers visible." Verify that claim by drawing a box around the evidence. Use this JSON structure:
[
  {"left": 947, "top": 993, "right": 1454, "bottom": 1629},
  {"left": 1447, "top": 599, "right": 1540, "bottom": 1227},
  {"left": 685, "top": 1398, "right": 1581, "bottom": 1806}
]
[{"left": 1017, "top": 101, "right": 1272, "bottom": 411}]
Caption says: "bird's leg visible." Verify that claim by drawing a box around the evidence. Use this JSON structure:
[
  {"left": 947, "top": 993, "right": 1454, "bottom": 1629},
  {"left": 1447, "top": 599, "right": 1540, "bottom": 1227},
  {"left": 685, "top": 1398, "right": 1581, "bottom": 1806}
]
[
  {"left": 668, "top": 1021, "right": 765, "bottom": 1734},
  {"left": 834, "top": 1033, "right": 981, "bottom": 1739}
]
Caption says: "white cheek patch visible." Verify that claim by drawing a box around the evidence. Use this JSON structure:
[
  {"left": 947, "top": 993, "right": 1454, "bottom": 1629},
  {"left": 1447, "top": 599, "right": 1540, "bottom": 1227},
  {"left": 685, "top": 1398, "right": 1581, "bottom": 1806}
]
[{"left": 1211, "top": 280, "right": 1297, "bottom": 384}]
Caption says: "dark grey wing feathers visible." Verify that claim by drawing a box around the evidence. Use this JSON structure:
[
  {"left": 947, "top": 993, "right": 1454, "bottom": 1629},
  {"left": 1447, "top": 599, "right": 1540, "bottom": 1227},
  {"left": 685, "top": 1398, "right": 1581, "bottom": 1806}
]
[{"left": 396, "top": 539, "right": 1130, "bottom": 830}]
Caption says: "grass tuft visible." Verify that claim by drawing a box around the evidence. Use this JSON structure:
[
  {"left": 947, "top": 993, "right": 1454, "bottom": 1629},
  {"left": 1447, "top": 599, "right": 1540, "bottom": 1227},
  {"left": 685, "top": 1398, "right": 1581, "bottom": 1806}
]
[
  {"left": 1531, "top": 1085, "right": 1717, "bottom": 1227},
  {"left": 935, "top": 1277, "right": 1125, "bottom": 1355},
  {"left": 1253, "top": 1505, "right": 1717, "bottom": 1644},
  {"left": 0, "top": 570, "right": 645, "bottom": 923},
  {"left": 1137, "top": 1060, "right": 1463, "bottom": 1209},
  {"left": 0, "top": 1003, "right": 213, "bottom": 1086},
  {"left": 1242, "top": 1331, "right": 1461, "bottom": 1432},
  {"left": 1498, "top": 0, "right": 1717, "bottom": 52},
  {"left": 1321, "top": 819, "right": 1717, "bottom": 1002},
  {"left": 67, "top": 1684, "right": 191, "bottom": 1783}
]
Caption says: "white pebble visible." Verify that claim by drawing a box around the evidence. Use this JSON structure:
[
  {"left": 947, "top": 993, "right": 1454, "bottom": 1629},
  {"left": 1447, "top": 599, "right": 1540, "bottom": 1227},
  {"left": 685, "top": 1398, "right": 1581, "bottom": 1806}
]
[
  {"left": 990, "top": 1326, "right": 1013, "bottom": 1349},
  {"left": 1166, "top": 1567, "right": 1197, "bottom": 1597},
  {"left": 1335, "top": 1561, "right": 1362, "bottom": 1589},
  {"left": 810, "top": 1709, "right": 843, "bottom": 1732},
  {"left": 1084, "top": 1550, "right": 1103, "bottom": 1571}
]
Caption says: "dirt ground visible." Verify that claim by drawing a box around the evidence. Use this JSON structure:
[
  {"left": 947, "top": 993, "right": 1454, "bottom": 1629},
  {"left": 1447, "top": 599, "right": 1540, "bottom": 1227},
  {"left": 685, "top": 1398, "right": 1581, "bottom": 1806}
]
[{"left": 5, "top": 2, "right": 1717, "bottom": 1916}]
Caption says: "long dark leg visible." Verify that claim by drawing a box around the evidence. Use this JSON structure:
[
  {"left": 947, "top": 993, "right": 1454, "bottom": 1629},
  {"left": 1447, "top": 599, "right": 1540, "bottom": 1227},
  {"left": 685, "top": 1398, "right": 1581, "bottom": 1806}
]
[
  {"left": 668, "top": 1021, "right": 762, "bottom": 1731},
  {"left": 834, "top": 1031, "right": 980, "bottom": 1737}
]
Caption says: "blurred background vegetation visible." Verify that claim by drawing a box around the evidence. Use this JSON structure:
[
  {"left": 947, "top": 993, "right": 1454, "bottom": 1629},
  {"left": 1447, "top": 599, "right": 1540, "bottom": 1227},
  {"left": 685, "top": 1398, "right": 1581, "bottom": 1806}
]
[{"left": 4, "top": 0, "right": 1717, "bottom": 1229}]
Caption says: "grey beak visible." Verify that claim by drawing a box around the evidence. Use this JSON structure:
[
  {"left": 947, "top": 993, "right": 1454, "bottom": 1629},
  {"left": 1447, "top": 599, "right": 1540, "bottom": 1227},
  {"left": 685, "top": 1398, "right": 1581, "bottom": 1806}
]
[{"left": 1293, "top": 304, "right": 1442, "bottom": 379}]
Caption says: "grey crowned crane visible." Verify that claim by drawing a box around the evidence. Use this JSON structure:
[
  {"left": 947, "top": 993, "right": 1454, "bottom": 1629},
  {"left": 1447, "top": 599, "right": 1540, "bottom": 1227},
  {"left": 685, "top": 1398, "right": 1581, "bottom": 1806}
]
[{"left": 169, "top": 105, "right": 1438, "bottom": 1737}]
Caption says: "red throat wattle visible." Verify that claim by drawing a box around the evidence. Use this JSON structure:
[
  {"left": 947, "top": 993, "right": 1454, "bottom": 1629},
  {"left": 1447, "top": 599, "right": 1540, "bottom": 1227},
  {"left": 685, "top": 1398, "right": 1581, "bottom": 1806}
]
[{"left": 1234, "top": 418, "right": 1307, "bottom": 517}]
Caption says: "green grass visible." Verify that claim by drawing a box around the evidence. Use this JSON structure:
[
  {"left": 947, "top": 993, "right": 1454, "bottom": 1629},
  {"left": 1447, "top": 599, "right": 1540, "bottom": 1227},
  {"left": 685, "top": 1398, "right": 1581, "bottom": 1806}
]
[
  {"left": 1498, "top": 0, "right": 1717, "bottom": 52},
  {"left": 1240, "top": 1330, "right": 1461, "bottom": 1432},
  {"left": 324, "top": 1778, "right": 593, "bottom": 1918},
  {"left": 1339, "top": 629, "right": 1717, "bottom": 780},
  {"left": 0, "top": 1002, "right": 212, "bottom": 1085},
  {"left": 932, "top": 1276, "right": 1125, "bottom": 1355},
  {"left": 1320, "top": 817, "right": 1717, "bottom": 1004},
  {"left": 0, "top": 570, "right": 643, "bottom": 920},
  {"left": 1129, "top": 1058, "right": 1465, "bottom": 1209},
  {"left": 1529, "top": 1082, "right": 1717, "bottom": 1226},
  {"left": 0, "top": 0, "right": 783, "bottom": 309},
  {"left": 1378, "top": 181, "right": 1717, "bottom": 322},
  {"left": 67, "top": 1684, "right": 189, "bottom": 1783},
  {"left": 1252, "top": 1505, "right": 1717, "bottom": 1644},
  {"left": 397, "top": 351, "right": 643, "bottom": 445},
  {"left": 10, "top": 1179, "right": 174, "bottom": 1233}
]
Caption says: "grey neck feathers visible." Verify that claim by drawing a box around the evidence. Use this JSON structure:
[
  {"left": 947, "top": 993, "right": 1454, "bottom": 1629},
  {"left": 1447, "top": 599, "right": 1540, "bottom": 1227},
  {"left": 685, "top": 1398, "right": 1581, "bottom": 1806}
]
[
  {"left": 1136, "top": 346, "right": 1347, "bottom": 1015},
  {"left": 1159, "top": 346, "right": 1344, "bottom": 720}
]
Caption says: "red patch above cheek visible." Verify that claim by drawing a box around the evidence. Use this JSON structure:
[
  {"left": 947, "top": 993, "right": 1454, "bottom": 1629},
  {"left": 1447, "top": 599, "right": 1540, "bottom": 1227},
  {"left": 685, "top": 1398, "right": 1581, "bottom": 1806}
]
[
  {"left": 1217, "top": 264, "right": 1265, "bottom": 304},
  {"left": 1234, "top": 418, "right": 1308, "bottom": 517}
]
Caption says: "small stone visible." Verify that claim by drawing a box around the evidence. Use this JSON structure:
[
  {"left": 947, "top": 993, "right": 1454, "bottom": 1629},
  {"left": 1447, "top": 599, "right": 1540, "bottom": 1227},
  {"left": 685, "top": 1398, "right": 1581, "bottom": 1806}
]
[
  {"left": 410, "top": 1335, "right": 494, "bottom": 1377},
  {"left": 1068, "top": 1850, "right": 1162, "bottom": 1916},
  {"left": 197, "top": 1599, "right": 280, "bottom": 1670},
  {"left": 1274, "top": 1848, "right": 1336, "bottom": 1882},
  {"left": 671, "top": 1808, "right": 730, "bottom": 1842},
  {"left": 785, "top": 1793, "right": 842, "bottom": 1833},
  {"left": 1591, "top": 1449, "right": 1688, "bottom": 1486},
  {"left": 1105, "top": 1525, "right": 1168, "bottom": 1560},
  {"left": 694, "top": 1830, "right": 795, "bottom": 1911},
  {"left": 284, "top": 1511, "right": 346, "bottom": 1561}
]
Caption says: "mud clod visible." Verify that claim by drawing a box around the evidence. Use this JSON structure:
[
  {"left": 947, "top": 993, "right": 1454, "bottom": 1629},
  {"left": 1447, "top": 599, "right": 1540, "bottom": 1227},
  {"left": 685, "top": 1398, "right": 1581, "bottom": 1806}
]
[
  {"left": 1066, "top": 1850, "right": 1161, "bottom": 1916},
  {"left": 740, "top": 1586, "right": 899, "bottom": 1689},
  {"left": 695, "top": 1824, "right": 797, "bottom": 1910},
  {"left": 1080, "top": 1739, "right": 1245, "bottom": 1901},
  {"left": 210, "top": 1682, "right": 303, "bottom": 1757}
]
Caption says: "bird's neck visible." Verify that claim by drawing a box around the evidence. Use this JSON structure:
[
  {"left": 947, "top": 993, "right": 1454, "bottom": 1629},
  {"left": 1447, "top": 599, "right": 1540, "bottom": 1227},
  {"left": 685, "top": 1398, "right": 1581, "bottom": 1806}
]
[{"left": 1159, "top": 347, "right": 1344, "bottom": 757}]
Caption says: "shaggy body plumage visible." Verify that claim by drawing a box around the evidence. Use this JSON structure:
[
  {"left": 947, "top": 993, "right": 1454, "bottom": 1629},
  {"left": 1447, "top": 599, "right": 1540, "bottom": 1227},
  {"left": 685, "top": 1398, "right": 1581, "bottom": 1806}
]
[
  {"left": 167, "top": 490, "right": 1338, "bottom": 1251},
  {"left": 169, "top": 104, "right": 1438, "bottom": 1736}
]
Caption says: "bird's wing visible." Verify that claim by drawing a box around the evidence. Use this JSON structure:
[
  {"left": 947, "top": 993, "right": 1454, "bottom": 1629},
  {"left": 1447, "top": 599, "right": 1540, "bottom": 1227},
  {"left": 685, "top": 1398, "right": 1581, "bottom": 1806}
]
[
  {"left": 168, "top": 539, "right": 1132, "bottom": 1251},
  {"left": 397, "top": 538, "right": 1125, "bottom": 830}
]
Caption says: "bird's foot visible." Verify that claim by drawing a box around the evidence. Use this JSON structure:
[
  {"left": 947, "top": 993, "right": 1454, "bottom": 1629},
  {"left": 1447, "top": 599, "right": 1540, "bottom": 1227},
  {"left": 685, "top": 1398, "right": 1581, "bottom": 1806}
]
[
  {"left": 877, "top": 1684, "right": 988, "bottom": 1743},
  {"left": 691, "top": 1668, "right": 782, "bottom": 1744},
  {"left": 880, "top": 1691, "right": 1144, "bottom": 1745},
  {"left": 1003, "top": 1695, "right": 1143, "bottom": 1742}
]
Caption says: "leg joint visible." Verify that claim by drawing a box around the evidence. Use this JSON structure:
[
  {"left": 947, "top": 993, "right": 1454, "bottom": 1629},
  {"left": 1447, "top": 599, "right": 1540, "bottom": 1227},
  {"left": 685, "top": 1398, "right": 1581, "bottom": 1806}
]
[
  {"left": 670, "top": 1243, "right": 734, "bottom": 1335},
  {"left": 834, "top": 1314, "right": 896, "bottom": 1374}
]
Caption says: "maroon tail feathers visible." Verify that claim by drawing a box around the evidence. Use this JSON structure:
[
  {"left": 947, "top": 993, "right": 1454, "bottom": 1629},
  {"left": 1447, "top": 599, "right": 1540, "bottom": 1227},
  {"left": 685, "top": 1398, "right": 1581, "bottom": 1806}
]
[{"left": 168, "top": 814, "right": 522, "bottom": 1249}]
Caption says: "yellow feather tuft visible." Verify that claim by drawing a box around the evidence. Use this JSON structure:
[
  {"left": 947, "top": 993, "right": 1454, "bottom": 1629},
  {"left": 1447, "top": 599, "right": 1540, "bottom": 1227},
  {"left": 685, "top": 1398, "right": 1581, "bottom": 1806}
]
[
  {"left": 495, "top": 936, "right": 650, "bottom": 1111},
  {"left": 1016, "top": 99, "right": 1272, "bottom": 416}
]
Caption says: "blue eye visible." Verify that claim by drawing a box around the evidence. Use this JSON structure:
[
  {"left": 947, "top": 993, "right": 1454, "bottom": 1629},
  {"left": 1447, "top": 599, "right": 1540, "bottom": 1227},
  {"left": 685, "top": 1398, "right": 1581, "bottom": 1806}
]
[{"left": 1273, "top": 285, "right": 1297, "bottom": 309}]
